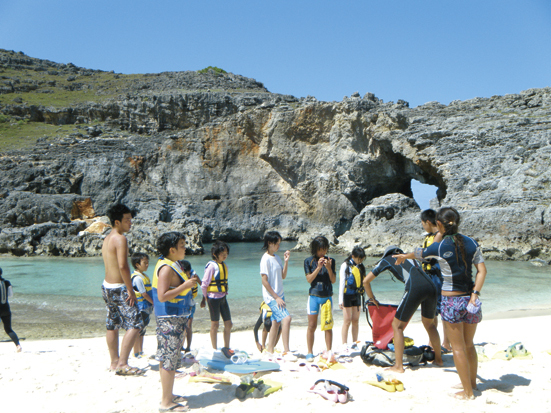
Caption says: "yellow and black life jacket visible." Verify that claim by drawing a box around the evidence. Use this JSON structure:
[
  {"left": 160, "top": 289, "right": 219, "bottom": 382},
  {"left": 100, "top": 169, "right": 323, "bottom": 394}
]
[
  {"left": 422, "top": 233, "right": 439, "bottom": 274},
  {"left": 131, "top": 271, "right": 152, "bottom": 311},
  {"left": 343, "top": 259, "right": 365, "bottom": 295},
  {"left": 206, "top": 261, "right": 228, "bottom": 293},
  {"left": 259, "top": 301, "right": 272, "bottom": 319}
]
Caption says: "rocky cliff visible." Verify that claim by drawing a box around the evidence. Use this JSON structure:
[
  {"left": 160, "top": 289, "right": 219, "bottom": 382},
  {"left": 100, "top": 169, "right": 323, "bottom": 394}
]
[{"left": 1, "top": 49, "right": 550, "bottom": 261}]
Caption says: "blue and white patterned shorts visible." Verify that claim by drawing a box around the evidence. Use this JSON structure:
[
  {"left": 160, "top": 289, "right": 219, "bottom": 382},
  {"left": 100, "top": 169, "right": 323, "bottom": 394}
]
[
  {"left": 441, "top": 295, "right": 482, "bottom": 324},
  {"left": 267, "top": 295, "right": 290, "bottom": 323}
]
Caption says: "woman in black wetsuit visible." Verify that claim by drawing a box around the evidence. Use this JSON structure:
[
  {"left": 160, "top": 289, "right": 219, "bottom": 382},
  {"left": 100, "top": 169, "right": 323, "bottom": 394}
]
[{"left": 0, "top": 267, "right": 22, "bottom": 352}]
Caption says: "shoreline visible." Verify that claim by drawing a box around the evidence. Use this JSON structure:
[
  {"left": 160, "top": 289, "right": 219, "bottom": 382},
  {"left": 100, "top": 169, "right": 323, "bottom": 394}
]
[
  {"left": 4, "top": 303, "right": 551, "bottom": 342},
  {"left": 1, "top": 314, "right": 550, "bottom": 412}
]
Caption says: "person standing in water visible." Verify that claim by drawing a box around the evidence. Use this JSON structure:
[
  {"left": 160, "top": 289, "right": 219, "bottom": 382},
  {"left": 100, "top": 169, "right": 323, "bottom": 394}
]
[
  {"left": 101, "top": 203, "right": 144, "bottom": 375},
  {"left": 0, "top": 267, "right": 22, "bottom": 352}
]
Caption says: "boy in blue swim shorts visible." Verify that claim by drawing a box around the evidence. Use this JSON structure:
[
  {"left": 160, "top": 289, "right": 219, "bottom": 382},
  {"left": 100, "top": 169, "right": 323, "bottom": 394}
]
[{"left": 260, "top": 231, "right": 296, "bottom": 361}]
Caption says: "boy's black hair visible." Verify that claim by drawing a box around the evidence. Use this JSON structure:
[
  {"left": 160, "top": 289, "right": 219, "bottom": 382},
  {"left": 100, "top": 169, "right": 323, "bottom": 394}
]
[
  {"left": 107, "top": 203, "right": 132, "bottom": 226},
  {"left": 420, "top": 209, "right": 437, "bottom": 225},
  {"left": 179, "top": 260, "right": 192, "bottom": 272},
  {"left": 262, "top": 231, "right": 282, "bottom": 250},
  {"left": 211, "top": 240, "right": 230, "bottom": 260},
  {"left": 131, "top": 252, "right": 149, "bottom": 270},
  {"left": 157, "top": 232, "right": 186, "bottom": 257},
  {"left": 310, "top": 235, "right": 329, "bottom": 257}
]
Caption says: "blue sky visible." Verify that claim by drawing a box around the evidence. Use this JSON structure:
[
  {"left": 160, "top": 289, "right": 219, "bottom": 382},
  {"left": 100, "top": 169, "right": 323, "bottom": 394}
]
[{"left": 1, "top": 0, "right": 549, "bottom": 207}]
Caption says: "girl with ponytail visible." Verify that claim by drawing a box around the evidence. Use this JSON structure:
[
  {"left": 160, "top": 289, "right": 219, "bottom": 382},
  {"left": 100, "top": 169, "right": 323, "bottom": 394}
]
[{"left": 394, "top": 207, "right": 487, "bottom": 400}]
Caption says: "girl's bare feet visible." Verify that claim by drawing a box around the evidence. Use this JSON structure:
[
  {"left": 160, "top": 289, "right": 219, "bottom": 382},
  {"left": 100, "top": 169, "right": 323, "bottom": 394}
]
[
  {"left": 452, "top": 382, "right": 477, "bottom": 390},
  {"left": 452, "top": 391, "right": 475, "bottom": 400},
  {"left": 386, "top": 365, "right": 405, "bottom": 374}
]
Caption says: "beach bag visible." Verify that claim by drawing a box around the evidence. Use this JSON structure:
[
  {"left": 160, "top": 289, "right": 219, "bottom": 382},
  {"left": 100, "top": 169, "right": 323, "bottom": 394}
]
[
  {"left": 361, "top": 343, "right": 425, "bottom": 367},
  {"left": 320, "top": 299, "right": 333, "bottom": 331},
  {"left": 403, "top": 346, "right": 424, "bottom": 366},
  {"left": 360, "top": 343, "right": 395, "bottom": 367},
  {"left": 418, "top": 345, "right": 435, "bottom": 362},
  {"left": 365, "top": 303, "right": 398, "bottom": 349}
]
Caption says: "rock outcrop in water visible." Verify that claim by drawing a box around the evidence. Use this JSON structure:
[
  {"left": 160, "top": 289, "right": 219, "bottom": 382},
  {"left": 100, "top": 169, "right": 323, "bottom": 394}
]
[{"left": 1, "top": 49, "right": 550, "bottom": 260}]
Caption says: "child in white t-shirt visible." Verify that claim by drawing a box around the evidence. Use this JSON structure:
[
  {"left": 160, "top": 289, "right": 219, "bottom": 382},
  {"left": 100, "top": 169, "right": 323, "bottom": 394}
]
[{"left": 260, "top": 231, "right": 296, "bottom": 361}]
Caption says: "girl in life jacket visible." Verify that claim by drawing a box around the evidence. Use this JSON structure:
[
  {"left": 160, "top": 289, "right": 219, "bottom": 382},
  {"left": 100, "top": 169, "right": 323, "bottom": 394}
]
[
  {"left": 338, "top": 246, "right": 366, "bottom": 353},
  {"left": 200, "top": 240, "right": 234, "bottom": 358}
]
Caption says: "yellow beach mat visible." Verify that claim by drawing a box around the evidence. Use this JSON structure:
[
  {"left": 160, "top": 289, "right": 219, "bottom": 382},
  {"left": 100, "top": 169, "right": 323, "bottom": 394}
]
[{"left": 189, "top": 372, "right": 231, "bottom": 384}]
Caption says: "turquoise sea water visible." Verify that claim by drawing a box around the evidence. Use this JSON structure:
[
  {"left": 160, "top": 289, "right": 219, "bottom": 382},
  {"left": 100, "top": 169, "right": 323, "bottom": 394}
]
[{"left": 1, "top": 241, "right": 550, "bottom": 340}]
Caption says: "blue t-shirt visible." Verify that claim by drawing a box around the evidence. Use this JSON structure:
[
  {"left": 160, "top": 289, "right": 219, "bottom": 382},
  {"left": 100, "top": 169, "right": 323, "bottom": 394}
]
[
  {"left": 304, "top": 256, "right": 335, "bottom": 297},
  {"left": 414, "top": 234, "right": 484, "bottom": 293}
]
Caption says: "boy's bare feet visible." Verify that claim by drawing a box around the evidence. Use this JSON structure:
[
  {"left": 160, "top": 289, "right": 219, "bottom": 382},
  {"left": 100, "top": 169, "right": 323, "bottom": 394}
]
[{"left": 16, "top": 345, "right": 22, "bottom": 353}]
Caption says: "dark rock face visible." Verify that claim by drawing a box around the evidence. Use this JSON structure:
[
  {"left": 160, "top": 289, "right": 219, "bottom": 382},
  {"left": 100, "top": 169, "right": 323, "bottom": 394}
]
[{"left": 1, "top": 50, "right": 550, "bottom": 260}]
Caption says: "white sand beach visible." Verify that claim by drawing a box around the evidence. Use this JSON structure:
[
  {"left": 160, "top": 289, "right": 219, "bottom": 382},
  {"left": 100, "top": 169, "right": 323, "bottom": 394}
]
[{"left": 1, "top": 313, "right": 550, "bottom": 413}]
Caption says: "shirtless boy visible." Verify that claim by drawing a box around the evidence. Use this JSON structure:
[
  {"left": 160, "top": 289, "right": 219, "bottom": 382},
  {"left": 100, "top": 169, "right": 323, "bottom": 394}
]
[{"left": 101, "top": 204, "right": 144, "bottom": 375}]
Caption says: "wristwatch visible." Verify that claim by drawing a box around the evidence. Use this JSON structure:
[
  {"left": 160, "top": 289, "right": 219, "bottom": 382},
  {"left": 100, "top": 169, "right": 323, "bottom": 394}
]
[{"left": 472, "top": 290, "right": 481, "bottom": 296}]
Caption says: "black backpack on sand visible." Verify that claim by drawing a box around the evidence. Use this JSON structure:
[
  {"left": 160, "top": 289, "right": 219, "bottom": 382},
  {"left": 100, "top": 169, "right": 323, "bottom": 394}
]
[{"left": 361, "top": 342, "right": 426, "bottom": 367}]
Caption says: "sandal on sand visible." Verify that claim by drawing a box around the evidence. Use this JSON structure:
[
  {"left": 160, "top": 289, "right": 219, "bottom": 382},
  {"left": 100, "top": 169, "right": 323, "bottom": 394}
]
[
  {"left": 159, "top": 403, "right": 189, "bottom": 412},
  {"left": 115, "top": 366, "right": 145, "bottom": 376},
  {"left": 221, "top": 347, "right": 235, "bottom": 358},
  {"left": 172, "top": 395, "right": 188, "bottom": 403}
]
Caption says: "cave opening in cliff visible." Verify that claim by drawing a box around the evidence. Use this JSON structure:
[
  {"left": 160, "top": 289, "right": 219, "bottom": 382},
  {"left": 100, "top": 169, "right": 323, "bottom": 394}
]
[{"left": 411, "top": 180, "right": 439, "bottom": 210}]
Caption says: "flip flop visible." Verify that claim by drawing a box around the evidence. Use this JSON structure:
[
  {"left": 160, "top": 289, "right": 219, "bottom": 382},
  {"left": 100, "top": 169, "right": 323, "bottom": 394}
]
[
  {"left": 159, "top": 403, "right": 189, "bottom": 412},
  {"left": 172, "top": 395, "right": 187, "bottom": 403},
  {"left": 115, "top": 366, "right": 146, "bottom": 376},
  {"left": 441, "top": 346, "right": 451, "bottom": 354},
  {"left": 221, "top": 347, "right": 235, "bottom": 358}
]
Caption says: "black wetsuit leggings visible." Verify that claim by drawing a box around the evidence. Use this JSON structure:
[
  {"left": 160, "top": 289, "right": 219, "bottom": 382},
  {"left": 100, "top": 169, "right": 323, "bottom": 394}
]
[
  {"left": 395, "top": 268, "right": 437, "bottom": 323},
  {"left": 0, "top": 305, "right": 20, "bottom": 346}
]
